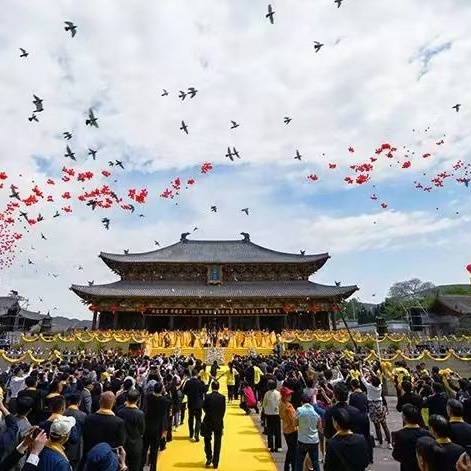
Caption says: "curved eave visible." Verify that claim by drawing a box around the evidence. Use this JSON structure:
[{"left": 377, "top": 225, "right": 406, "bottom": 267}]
[{"left": 70, "top": 281, "right": 358, "bottom": 303}]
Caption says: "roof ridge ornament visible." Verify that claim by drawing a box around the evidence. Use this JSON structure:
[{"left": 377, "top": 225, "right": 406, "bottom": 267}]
[
  {"left": 180, "top": 232, "right": 191, "bottom": 243},
  {"left": 240, "top": 232, "right": 250, "bottom": 242}
]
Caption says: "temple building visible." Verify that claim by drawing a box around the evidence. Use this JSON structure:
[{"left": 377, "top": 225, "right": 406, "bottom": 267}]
[{"left": 70, "top": 233, "right": 358, "bottom": 332}]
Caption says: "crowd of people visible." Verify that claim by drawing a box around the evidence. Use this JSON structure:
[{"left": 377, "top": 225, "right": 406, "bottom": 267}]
[{"left": 0, "top": 348, "right": 471, "bottom": 471}]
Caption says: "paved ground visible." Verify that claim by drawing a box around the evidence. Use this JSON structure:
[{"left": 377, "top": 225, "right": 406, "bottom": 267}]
[{"left": 254, "top": 397, "right": 401, "bottom": 471}]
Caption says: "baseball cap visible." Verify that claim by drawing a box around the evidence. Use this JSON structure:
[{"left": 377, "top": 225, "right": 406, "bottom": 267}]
[{"left": 50, "top": 415, "right": 76, "bottom": 438}]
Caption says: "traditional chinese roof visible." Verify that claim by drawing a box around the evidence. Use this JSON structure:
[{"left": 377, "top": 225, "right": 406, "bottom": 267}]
[
  {"left": 18, "top": 309, "right": 46, "bottom": 321},
  {"left": 99, "top": 236, "right": 329, "bottom": 266},
  {"left": 434, "top": 295, "right": 471, "bottom": 315},
  {"left": 71, "top": 280, "right": 358, "bottom": 301},
  {"left": 0, "top": 297, "right": 19, "bottom": 316}
]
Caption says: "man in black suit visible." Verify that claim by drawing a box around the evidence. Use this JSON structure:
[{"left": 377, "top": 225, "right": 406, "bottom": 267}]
[
  {"left": 392, "top": 404, "right": 430, "bottom": 471},
  {"left": 202, "top": 381, "right": 226, "bottom": 469},
  {"left": 183, "top": 369, "right": 208, "bottom": 442},
  {"left": 82, "top": 391, "right": 126, "bottom": 458},
  {"left": 447, "top": 399, "right": 471, "bottom": 448}
]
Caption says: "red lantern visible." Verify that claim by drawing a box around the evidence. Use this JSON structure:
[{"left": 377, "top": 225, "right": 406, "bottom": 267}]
[
  {"left": 88, "top": 305, "right": 98, "bottom": 312},
  {"left": 283, "top": 305, "right": 292, "bottom": 314},
  {"left": 110, "top": 305, "right": 119, "bottom": 314},
  {"left": 466, "top": 264, "right": 471, "bottom": 274},
  {"left": 139, "top": 305, "right": 147, "bottom": 314},
  {"left": 309, "top": 304, "right": 320, "bottom": 313}
]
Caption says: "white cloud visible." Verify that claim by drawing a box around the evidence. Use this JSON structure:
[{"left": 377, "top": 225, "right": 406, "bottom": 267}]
[{"left": 1, "top": 0, "right": 471, "bottom": 318}]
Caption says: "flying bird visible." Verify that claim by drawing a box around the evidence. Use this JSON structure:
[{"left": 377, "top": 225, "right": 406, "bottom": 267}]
[
  {"left": 241, "top": 208, "right": 249, "bottom": 215},
  {"left": 210, "top": 205, "right": 217, "bottom": 212},
  {"left": 33, "top": 95, "right": 44, "bottom": 112},
  {"left": 41, "top": 233, "right": 47, "bottom": 240},
  {"left": 335, "top": 281, "right": 341, "bottom": 286},
  {"left": 108, "top": 161, "right": 114, "bottom": 167},
  {"left": 9, "top": 186, "right": 20, "bottom": 200},
  {"left": 284, "top": 116, "right": 292, "bottom": 125},
  {"left": 53, "top": 210, "right": 60, "bottom": 218},
  {"left": 313, "top": 41, "right": 324, "bottom": 53},
  {"left": 266, "top": 4, "right": 275, "bottom": 24},
  {"left": 452, "top": 104, "right": 461, "bottom": 112},
  {"left": 178, "top": 90, "right": 187, "bottom": 101},
  {"left": 300, "top": 250, "right": 305, "bottom": 256},
  {"left": 86, "top": 200, "right": 98, "bottom": 210},
  {"left": 64, "top": 21, "right": 77, "bottom": 37},
  {"left": 124, "top": 249, "right": 129, "bottom": 254},
  {"left": 19, "top": 211, "right": 28, "bottom": 222},
  {"left": 294, "top": 150, "right": 302, "bottom": 161},
  {"left": 88, "top": 280, "right": 94, "bottom": 286},
  {"left": 64, "top": 145, "right": 76, "bottom": 161},
  {"left": 88, "top": 148, "right": 97, "bottom": 160},
  {"left": 19, "top": 48, "right": 29, "bottom": 58},
  {"left": 154, "top": 240, "right": 160, "bottom": 246},
  {"left": 28, "top": 258, "right": 34, "bottom": 265},
  {"left": 101, "top": 217, "right": 110, "bottom": 230},
  {"left": 180, "top": 120, "right": 189, "bottom": 134},
  {"left": 85, "top": 108, "right": 99, "bottom": 127},
  {"left": 115, "top": 160, "right": 124, "bottom": 169},
  {"left": 232, "top": 147, "right": 240, "bottom": 159},
  {"left": 161, "top": 89, "right": 169, "bottom": 96},
  {"left": 187, "top": 87, "right": 198, "bottom": 98},
  {"left": 63, "top": 131, "right": 72, "bottom": 140},
  {"left": 230, "top": 120, "right": 240, "bottom": 129},
  {"left": 226, "top": 147, "right": 235, "bottom": 161},
  {"left": 334, "top": 0, "right": 343, "bottom": 7},
  {"left": 28, "top": 114, "right": 38, "bottom": 122}
]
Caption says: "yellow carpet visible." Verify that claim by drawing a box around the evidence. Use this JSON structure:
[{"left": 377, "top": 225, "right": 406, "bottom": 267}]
[{"left": 158, "top": 367, "right": 278, "bottom": 471}]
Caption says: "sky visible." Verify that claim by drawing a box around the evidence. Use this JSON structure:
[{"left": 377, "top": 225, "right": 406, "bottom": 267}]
[{"left": 0, "top": 0, "right": 470, "bottom": 320}]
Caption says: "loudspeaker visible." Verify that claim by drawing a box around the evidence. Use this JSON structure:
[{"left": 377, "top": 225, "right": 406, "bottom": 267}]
[{"left": 409, "top": 307, "right": 423, "bottom": 332}]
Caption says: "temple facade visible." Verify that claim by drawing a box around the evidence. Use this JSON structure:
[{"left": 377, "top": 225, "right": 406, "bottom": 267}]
[{"left": 70, "top": 233, "right": 358, "bottom": 332}]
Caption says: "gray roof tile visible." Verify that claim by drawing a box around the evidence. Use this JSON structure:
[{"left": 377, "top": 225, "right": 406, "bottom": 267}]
[
  {"left": 100, "top": 239, "right": 329, "bottom": 265},
  {"left": 71, "top": 281, "right": 358, "bottom": 300}
]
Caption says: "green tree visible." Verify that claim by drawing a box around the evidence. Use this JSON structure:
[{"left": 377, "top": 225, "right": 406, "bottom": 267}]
[{"left": 388, "top": 278, "right": 435, "bottom": 299}]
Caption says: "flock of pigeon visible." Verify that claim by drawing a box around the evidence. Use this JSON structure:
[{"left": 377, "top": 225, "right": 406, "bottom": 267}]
[{"left": 0, "top": 7, "right": 469, "bottom": 275}]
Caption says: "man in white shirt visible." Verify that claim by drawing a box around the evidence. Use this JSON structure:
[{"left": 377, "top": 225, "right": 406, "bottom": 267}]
[{"left": 262, "top": 380, "right": 282, "bottom": 452}]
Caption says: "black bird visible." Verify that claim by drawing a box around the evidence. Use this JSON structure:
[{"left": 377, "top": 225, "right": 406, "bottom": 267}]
[
  {"left": 161, "top": 89, "right": 169, "bottom": 96},
  {"left": 37, "top": 213, "right": 44, "bottom": 222},
  {"left": 187, "top": 87, "right": 198, "bottom": 98},
  {"left": 193, "top": 226, "right": 198, "bottom": 232},
  {"left": 63, "top": 131, "right": 72, "bottom": 140},
  {"left": 124, "top": 249, "right": 129, "bottom": 254},
  {"left": 19, "top": 211, "right": 28, "bottom": 222},
  {"left": 154, "top": 240, "right": 160, "bottom": 246},
  {"left": 300, "top": 250, "right": 305, "bottom": 255},
  {"left": 108, "top": 161, "right": 114, "bottom": 167},
  {"left": 65, "top": 145, "right": 76, "bottom": 160},
  {"left": 334, "top": 0, "right": 343, "bottom": 7},
  {"left": 85, "top": 108, "right": 99, "bottom": 127},
  {"left": 462, "top": 178, "right": 470, "bottom": 187},
  {"left": 230, "top": 120, "right": 240, "bottom": 129},
  {"left": 284, "top": 116, "right": 292, "bottom": 125},
  {"left": 453, "top": 104, "right": 461, "bottom": 112},
  {"left": 226, "top": 147, "right": 235, "bottom": 161},
  {"left": 241, "top": 208, "right": 249, "bottom": 215},
  {"left": 266, "top": 4, "right": 275, "bottom": 24},
  {"left": 33, "top": 95, "right": 44, "bottom": 112},
  {"left": 88, "top": 148, "right": 97, "bottom": 160},
  {"left": 64, "top": 21, "right": 77, "bottom": 37},
  {"left": 115, "top": 160, "right": 124, "bottom": 169},
  {"left": 313, "top": 41, "right": 324, "bottom": 53},
  {"left": 88, "top": 280, "right": 94, "bottom": 286},
  {"left": 77, "top": 265, "right": 83, "bottom": 270},
  {"left": 180, "top": 120, "right": 189, "bottom": 134},
  {"left": 41, "top": 233, "right": 47, "bottom": 240},
  {"left": 101, "top": 217, "right": 110, "bottom": 230},
  {"left": 19, "top": 48, "right": 29, "bottom": 58},
  {"left": 53, "top": 210, "right": 60, "bottom": 218},
  {"left": 9, "top": 186, "right": 20, "bottom": 200},
  {"left": 335, "top": 281, "right": 341, "bottom": 286},
  {"left": 128, "top": 204, "right": 135, "bottom": 213},
  {"left": 211, "top": 205, "right": 217, "bottom": 212},
  {"left": 28, "top": 258, "right": 34, "bottom": 265},
  {"left": 294, "top": 149, "right": 302, "bottom": 161},
  {"left": 179, "top": 90, "right": 187, "bottom": 100},
  {"left": 138, "top": 214, "right": 145, "bottom": 218},
  {"left": 28, "top": 114, "right": 38, "bottom": 122},
  {"left": 86, "top": 200, "right": 98, "bottom": 210}
]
